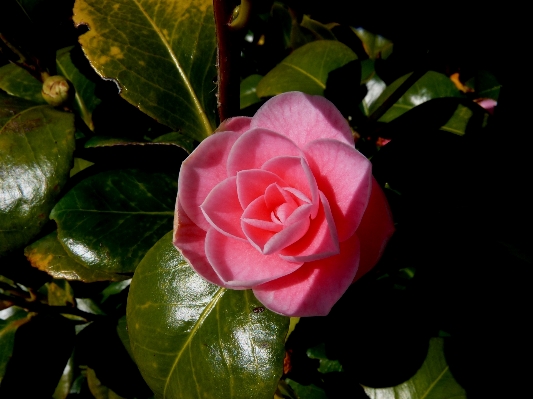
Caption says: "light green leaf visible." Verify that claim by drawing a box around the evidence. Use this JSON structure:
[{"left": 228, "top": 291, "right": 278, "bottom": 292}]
[
  {"left": 127, "top": 231, "right": 289, "bottom": 398},
  {"left": 363, "top": 338, "right": 466, "bottom": 399},
  {"left": 0, "top": 93, "right": 76, "bottom": 256},
  {"left": 50, "top": 169, "right": 177, "bottom": 273},
  {"left": 72, "top": 0, "right": 217, "bottom": 141},
  {"left": 440, "top": 104, "right": 488, "bottom": 136},
  {"left": 52, "top": 355, "right": 75, "bottom": 399},
  {"left": 256, "top": 40, "right": 357, "bottom": 97},
  {"left": 56, "top": 46, "right": 101, "bottom": 131},
  {"left": 0, "top": 63, "right": 46, "bottom": 104},
  {"left": 368, "top": 71, "right": 464, "bottom": 122},
  {"left": 240, "top": 74, "right": 263, "bottom": 109},
  {"left": 25, "top": 232, "right": 128, "bottom": 282}
]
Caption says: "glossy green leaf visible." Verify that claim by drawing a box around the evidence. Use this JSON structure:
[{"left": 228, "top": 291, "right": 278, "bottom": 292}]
[
  {"left": 353, "top": 27, "right": 393, "bottom": 60},
  {"left": 0, "top": 63, "right": 46, "bottom": 104},
  {"left": 368, "top": 71, "right": 463, "bottom": 122},
  {"left": 72, "top": 0, "right": 217, "bottom": 141},
  {"left": 256, "top": 40, "right": 357, "bottom": 97},
  {"left": 56, "top": 46, "right": 101, "bottom": 131},
  {"left": 52, "top": 355, "right": 75, "bottom": 399},
  {"left": 0, "top": 94, "right": 76, "bottom": 256},
  {"left": 240, "top": 74, "right": 263, "bottom": 109},
  {"left": 440, "top": 104, "right": 488, "bottom": 136},
  {"left": 127, "top": 231, "right": 289, "bottom": 398},
  {"left": 363, "top": 338, "right": 466, "bottom": 399},
  {"left": 361, "top": 74, "right": 387, "bottom": 116},
  {"left": 50, "top": 169, "right": 177, "bottom": 273},
  {"left": 0, "top": 307, "right": 32, "bottom": 383},
  {"left": 24, "top": 232, "right": 128, "bottom": 282}
]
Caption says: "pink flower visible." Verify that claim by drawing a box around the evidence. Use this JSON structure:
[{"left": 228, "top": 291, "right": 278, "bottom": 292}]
[{"left": 174, "top": 92, "right": 394, "bottom": 317}]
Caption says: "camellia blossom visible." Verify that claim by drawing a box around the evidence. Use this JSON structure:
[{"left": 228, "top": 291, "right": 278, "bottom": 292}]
[{"left": 174, "top": 92, "right": 394, "bottom": 317}]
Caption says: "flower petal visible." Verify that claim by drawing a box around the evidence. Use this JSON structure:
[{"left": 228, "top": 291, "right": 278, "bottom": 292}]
[
  {"left": 236, "top": 169, "right": 286, "bottom": 209},
  {"left": 201, "top": 177, "right": 246, "bottom": 241},
  {"left": 262, "top": 156, "right": 319, "bottom": 218},
  {"left": 205, "top": 229, "right": 303, "bottom": 288},
  {"left": 354, "top": 178, "right": 395, "bottom": 281},
  {"left": 227, "top": 128, "right": 303, "bottom": 176},
  {"left": 304, "top": 139, "right": 372, "bottom": 241},
  {"left": 215, "top": 116, "right": 252, "bottom": 133},
  {"left": 253, "top": 233, "right": 360, "bottom": 317},
  {"left": 280, "top": 192, "right": 339, "bottom": 262},
  {"left": 179, "top": 131, "right": 241, "bottom": 231},
  {"left": 173, "top": 197, "right": 225, "bottom": 286},
  {"left": 251, "top": 91, "right": 353, "bottom": 148}
]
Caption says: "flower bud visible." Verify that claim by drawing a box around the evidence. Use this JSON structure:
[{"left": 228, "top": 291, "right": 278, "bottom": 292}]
[{"left": 42, "top": 75, "right": 70, "bottom": 106}]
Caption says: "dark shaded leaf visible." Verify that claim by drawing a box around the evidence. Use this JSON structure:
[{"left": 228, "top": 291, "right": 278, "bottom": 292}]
[
  {"left": 352, "top": 27, "right": 393, "bottom": 60},
  {"left": 240, "top": 74, "right": 263, "bottom": 109},
  {"left": 0, "top": 63, "right": 46, "bottom": 103},
  {"left": 25, "top": 231, "right": 128, "bottom": 282},
  {"left": 0, "top": 307, "right": 32, "bottom": 383},
  {"left": 0, "top": 93, "right": 75, "bottom": 256},
  {"left": 72, "top": 0, "right": 217, "bottom": 141},
  {"left": 50, "top": 169, "right": 177, "bottom": 273},
  {"left": 127, "top": 231, "right": 289, "bottom": 398},
  {"left": 256, "top": 40, "right": 357, "bottom": 97}
]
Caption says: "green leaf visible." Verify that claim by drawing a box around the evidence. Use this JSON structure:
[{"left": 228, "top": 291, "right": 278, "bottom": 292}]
[
  {"left": 85, "top": 133, "right": 194, "bottom": 154},
  {"left": 87, "top": 367, "right": 127, "bottom": 399},
  {"left": 307, "top": 343, "right": 343, "bottom": 374},
  {"left": 0, "top": 63, "right": 46, "bottom": 104},
  {"left": 472, "top": 70, "right": 501, "bottom": 100},
  {"left": 25, "top": 232, "right": 128, "bottom": 282},
  {"left": 240, "top": 74, "right": 263, "bottom": 109},
  {"left": 0, "top": 93, "right": 76, "bottom": 256},
  {"left": 116, "top": 315, "right": 134, "bottom": 361},
  {"left": 127, "top": 231, "right": 289, "bottom": 398},
  {"left": 48, "top": 279, "right": 75, "bottom": 307},
  {"left": 440, "top": 103, "right": 488, "bottom": 136},
  {"left": 256, "top": 40, "right": 357, "bottom": 97},
  {"left": 70, "top": 157, "right": 94, "bottom": 177},
  {"left": 286, "top": 379, "right": 327, "bottom": 399},
  {"left": 50, "top": 169, "right": 177, "bottom": 273},
  {"left": 52, "top": 355, "right": 75, "bottom": 399},
  {"left": 368, "top": 71, "right": 464, "bottom": 122},
  {"left": 0, "top": 307, "right": 32, "bottom": 383},
  {"left": 151, "top": 132, "right": 195, "bottom": 154},
  {"left": 363, "top": 338, "right": 466, "bottom": 399},
  {"left": 72, "top": 0, "right": 217, "bottom": 141},
  {"left": 56, "top": 46, "right": 101, "bottom": 131},
  {"left": 352, "top": 28, "right": 393, "bottom": 60}
]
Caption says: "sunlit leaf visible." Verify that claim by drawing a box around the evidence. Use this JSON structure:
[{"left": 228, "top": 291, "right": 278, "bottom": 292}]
[
  {"left": 25, "top": 232, "right": 128, "bottom": 282},
  {"left": 127, "top": 231, "right": 289, "bottom": 398},
  {"left": 368, "top": 71, "right": 463, "bottom": 122},
  {"left": 240, "top": 74, "right": 263, "bottom": 109},
  {"left": 72, "top": 0, "right": 217, "bottom": 141},
  {"left": 363, "top": 338, "right": 466, "bottom": 399},
  {"left": 52, "top": 355, "right": 75, "bottom": 399},
  {"left": 0, "top": 63, "right": 46, "bottom": 103},
  {"left": 0, "top": 93, "right": 75, "bottom": 256},
  {"left": 56, "top": 46, "right": 101, "bottom": 131},
  {"left": 0, "top": 307, "right": 32, "bottom": 383},
  {"left": 256, "top": 40, "right": 357, "bottom": 97},
  {"left": 352, "top": 27, "right": 393, "bottom": 60},
  {"left": 50, "top": 169, "right": 177, "bottom": 273}
]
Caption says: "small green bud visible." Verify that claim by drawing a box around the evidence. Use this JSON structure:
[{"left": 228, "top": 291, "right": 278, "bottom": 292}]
[{"left": 42, "top": 75, "right": 70, "bottom": 106}]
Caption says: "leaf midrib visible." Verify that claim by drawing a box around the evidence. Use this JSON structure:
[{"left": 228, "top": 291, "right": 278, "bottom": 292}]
[{"left": 130, "top": 0, "right": 212, "bottom": 137}]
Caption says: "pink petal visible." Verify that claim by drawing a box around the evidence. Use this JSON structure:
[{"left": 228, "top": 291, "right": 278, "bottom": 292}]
[
  {"left": 265, "top": 184, "right": 298, "bottom": 210},
  {"left": 200, "top": 177, "right": 246, "bottom": 241},
  {"left": 226, "top": 128, "right": 303, "bottom": 176},
  {"left": 280, "top": 192, "right": 339, "bottom": 262},
  {"left": 251, "top": 92, "right": 353, "bottom": 148},
  {"left": 236, "top": 170, "right": 286, "bottom": 209},
  {"left": 263, "top": 216, "right": 311, "bottom": 255},
  {"left": 215, "top": 116, "right": 252, "bottom": 134},
  {"left": 304, "top": 139, "right": 372, "bottom": 241},
  {"left": 262, "top": 156, "right": 319, "bottom": 218},
  {"left": 179, "top": 131, "right": 241, "bottom": 231},
  {"left": 173, "top": 197, "right": 225, "bottom": 286},
  {"left": 205, "top": 229, "right": 303, "bottom": 288},
  {"left": 353, "top": 178, "right": 395, "bottom": 282},
  {"left": 253, "top": 233, "right": 360, "bottom": 317}
]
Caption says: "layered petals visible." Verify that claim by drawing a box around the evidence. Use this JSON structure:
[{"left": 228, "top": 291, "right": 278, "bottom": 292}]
[
  {"left": 253, "top": 233, "right": 360, "bottom": 317},
  {"left": 251, "top": 91, "right": 354, "bottom": 148}
]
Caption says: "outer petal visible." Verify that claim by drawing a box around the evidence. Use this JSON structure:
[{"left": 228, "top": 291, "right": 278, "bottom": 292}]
[
  {"left": 304, "top": 139, "right": 372, "bottom": 241},
  {"left": 353, "top": 178, "right": 395, "bottom": 282},
  {"left": 280, "top": 192, "right": 339, "bottom": 262},
  {"left": 179, "top": 131, "right": 241, "bottom": 231},
  {"left": 205, "top": 229, "right": 303, "bottom": 288},
  {"left": 227, "top": 128, "right": 303, "bottom": 176},
  {"left": 215, "top": 116, "right": 252, "bottom": 133},
  {"left": 201, "top": 177, "right": 246, "bottom": 241},
  {"left": 251, "top": 92, "right": 353, "bottom": 148},
  {"left": 253, "top": 233, "right": 360, "bottom": 317},
  {"left": 173, "top": 197, "right": 226, "bottom": 286}
]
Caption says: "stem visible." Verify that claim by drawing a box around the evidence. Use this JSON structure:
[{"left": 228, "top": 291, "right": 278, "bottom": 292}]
[{"left": 213, "top": 0, "right": 246, "bottom": 122}]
